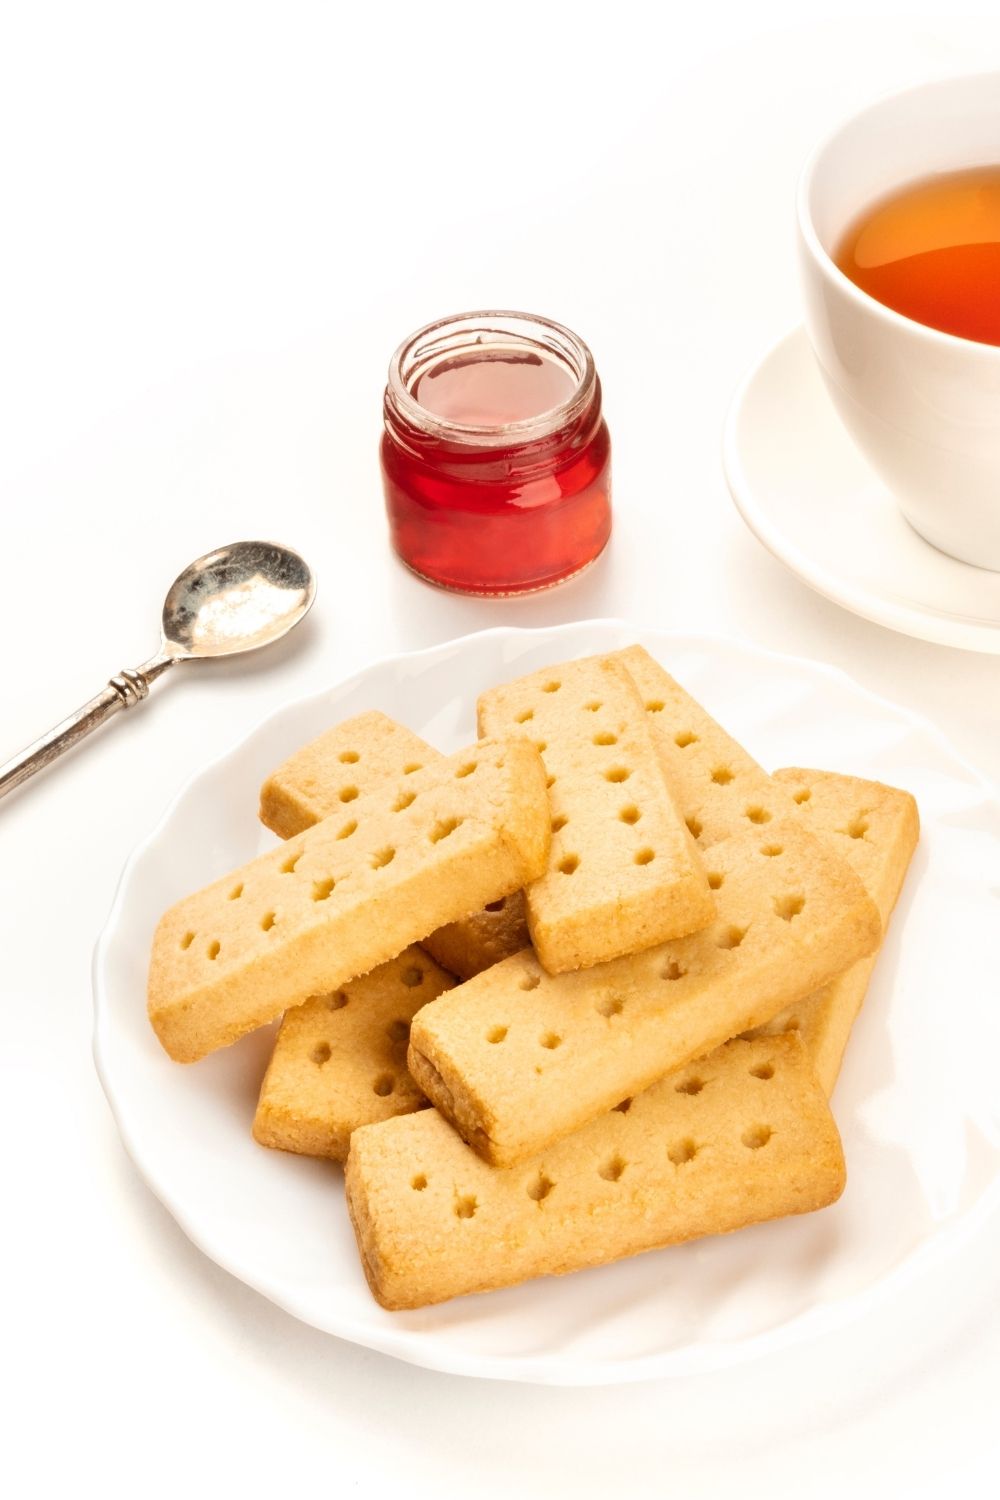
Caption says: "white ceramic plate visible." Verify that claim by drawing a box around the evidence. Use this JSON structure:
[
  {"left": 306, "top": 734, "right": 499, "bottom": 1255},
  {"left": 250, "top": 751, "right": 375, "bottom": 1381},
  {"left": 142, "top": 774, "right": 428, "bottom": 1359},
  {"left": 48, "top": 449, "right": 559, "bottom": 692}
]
[
  {"left": 723, "top": 327, "right": 1000, "bottom": 654},
  {"left": 93, "top": 620, "right": 1000, "bottom": 1384}
]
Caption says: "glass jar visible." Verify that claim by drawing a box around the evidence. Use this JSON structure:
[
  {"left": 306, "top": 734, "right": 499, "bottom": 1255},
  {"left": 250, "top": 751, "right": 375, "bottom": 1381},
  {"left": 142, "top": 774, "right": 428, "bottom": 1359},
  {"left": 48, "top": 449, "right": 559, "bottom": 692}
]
[{"left": 380, "top": 311, "right": 612, "bottom": 595}]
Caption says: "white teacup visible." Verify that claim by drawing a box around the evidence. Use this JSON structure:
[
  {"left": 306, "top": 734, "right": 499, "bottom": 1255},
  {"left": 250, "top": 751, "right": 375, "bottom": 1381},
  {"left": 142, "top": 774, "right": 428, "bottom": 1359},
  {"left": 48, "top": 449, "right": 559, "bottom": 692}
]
[{"left": 798, "top": 73, "right": 1000, "bottom": 572}]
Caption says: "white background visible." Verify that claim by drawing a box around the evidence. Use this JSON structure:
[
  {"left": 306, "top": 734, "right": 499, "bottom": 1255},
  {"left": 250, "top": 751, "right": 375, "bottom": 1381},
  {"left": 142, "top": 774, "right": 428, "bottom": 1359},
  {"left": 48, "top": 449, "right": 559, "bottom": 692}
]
[{"left": 3, "top": 2, "right": 999, "bottom": 1494}]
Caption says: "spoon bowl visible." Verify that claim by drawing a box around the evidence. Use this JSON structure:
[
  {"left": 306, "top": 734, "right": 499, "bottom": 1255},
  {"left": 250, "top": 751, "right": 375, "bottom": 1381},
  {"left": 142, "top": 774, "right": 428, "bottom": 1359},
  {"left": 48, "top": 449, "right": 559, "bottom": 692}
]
[{"left": 161, "top": 541, "right": 316, "bottom": 660}]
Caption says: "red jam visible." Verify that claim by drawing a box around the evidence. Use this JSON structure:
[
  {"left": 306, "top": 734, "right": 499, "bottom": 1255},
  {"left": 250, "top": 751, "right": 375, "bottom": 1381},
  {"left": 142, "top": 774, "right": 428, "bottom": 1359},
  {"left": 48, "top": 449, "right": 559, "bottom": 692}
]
[{"left": 380, "top": 312, "right": 612, "bottom": 595}]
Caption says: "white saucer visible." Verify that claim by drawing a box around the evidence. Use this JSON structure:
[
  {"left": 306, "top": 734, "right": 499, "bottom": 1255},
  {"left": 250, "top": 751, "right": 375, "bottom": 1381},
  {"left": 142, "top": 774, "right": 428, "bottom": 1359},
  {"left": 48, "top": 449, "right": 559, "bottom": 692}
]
[{"left": 723, "top": 327, "right": 1000, "bottom": 654}]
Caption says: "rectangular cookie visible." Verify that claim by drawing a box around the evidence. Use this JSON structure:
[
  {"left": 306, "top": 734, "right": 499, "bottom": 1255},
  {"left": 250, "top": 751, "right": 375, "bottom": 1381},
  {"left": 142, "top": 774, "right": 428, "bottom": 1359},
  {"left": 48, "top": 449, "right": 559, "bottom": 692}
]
[
  {"left": 477, "top": 655, "right": 714, "bottom": 972},
  {"left": 253, "top": 946, "right": 455, "bottom": 1160},
  {"left": 408, "top": 819, "right": 881, "bottom": 1166},
  {"left": 420, "top": 892, "right": 530, "bottom": 981},
  {"left": 346, "top": 1033, "right": 845, "bottom": 1309},
  {"left": 745, "top": 768, "right": 919, "bottom": 1095},
  {"left": 613, "top": 653, "right": 921, "bottom": 1092},
  {"left": 260, "top": 710, "right": 530, "bottom": 980},
  {"left": 615, "top": 644, "right": 799, "bottom": 847},
  {"left": 148, "top": 738, "right": 550, "bottom": 1063},
  {"left": 259, "top": 710, "right": 435, "bottom": 839}
]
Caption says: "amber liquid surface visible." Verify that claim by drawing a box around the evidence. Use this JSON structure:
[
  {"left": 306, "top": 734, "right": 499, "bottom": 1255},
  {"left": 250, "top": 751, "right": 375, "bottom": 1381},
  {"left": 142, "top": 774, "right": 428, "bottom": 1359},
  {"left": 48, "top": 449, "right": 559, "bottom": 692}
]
[{"left": 835, "top": 166, "right": 1000, "bottom": 345}]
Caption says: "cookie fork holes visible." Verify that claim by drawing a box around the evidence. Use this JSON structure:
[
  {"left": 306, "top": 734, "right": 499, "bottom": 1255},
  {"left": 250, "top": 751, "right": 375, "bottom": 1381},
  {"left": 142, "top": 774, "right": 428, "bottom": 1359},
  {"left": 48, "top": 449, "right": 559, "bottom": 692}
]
[
  {"left": 311, "top": 1042, "right": 331, "bottom": 1066},
  {"left": 674, "top": 730, "right": 698, "bottom": 748},
  {"left": 604, "top": 766, "right": 632, "bottom": 783},
  {"left": 401, "top": 966, "right": 424, "bottom": 988},
  {"left": 710, "top": 767, "right": 734, "bottom": 785},
  {"left": 558, "top": 854, "right": 579, "bottom": 875},
  {"left": 430, "top": 817, "right": 462, "bottom": 844},
  {"left": 515, "top": 709, "right": 534, "bottom": 724},
  {"left": 662, "top": 960, "right": 686, "bottom": 982},
  {"left": 260, "top": 911, "right": 277, "bottom": 933},
  {"left": 707, "top": 872, "right": 724, "bottom": 890},
  {"left": 312, "top": 878, "right": 335, "bottom": 902},
  {"left": 228, "top": 882, "right": 244, "bottom": 901},
  {"left": 371, "top": 846, "right": 396, "bottom": 870},
  {"left": 745, "top": 806, "right": 772, "bottom": 825},
  {"left": 393, "top": 790, "right": 416, "bottom": 812},
  {"left": 668, "top": 1138, "right": 698, "bottom": 1165},
  {"left": 717, "top": 924, "right": 747, "bottom": 951},
  {"left": 845, "top": 813, "right": 870, "bottom": 840},
  {"left": 750, "top": 1062, "right": 775, "bottom": 1080},
  {"left": 593, "top": 732, "right": 618, "bottom": 746},
  {"left": 454, "top": 1194, "right": 477, "bottom": 1219},
  {"left": 519, "top": 972, "right": 541, "bottom": 991},
  {"left": 793, "top": 787, "right": 811, "bottom": 804},
  {"left": 411, "top": 1174, "right": 428, "bottom": 1191},
  {"left": 634, "top": 848, "right": 655, "bottom": 866},
  {"left": 338, "top": 785, "right": 359, "bottom": 803},
  {"left": 539, "top": 1032, "right": 562, "bottom": 1050},
  {"left": 373, "top": 1073, "right": 395, "bottom": 1098},
  {"left": 484, "top": 898, "right": 506, "bottom": 912},
  {"left": 527, "top": 1172, "right": 554, "bottom": 1203},
  {"left": 742, "top": 1125, "right": 773, "bottom": 1150},
  {"left": 598, "top": 1155, "right": 626, "bottom": 1183},
  {"left": 686, "top": 816, "right": 703, "bottom": 841},
  {"left": 180, "top": 931, "right": 195, "bottom": 951},
  {"left": 487, "top": 1025, "right": 508, "bottom": 1044},
  {"left": 619, "top": 805, "right": 640, "bottom": 825},
  {"left": 675, "top": 1076, "right": 704, "bottom": 1096},
  {"left": 336, "top": 819, "right": 357, "bottom": 840},
  {"left": 551, "top": 814, "right": 568, "bottom": 834},
  {"left": 280, "top": 849, "right": 302, "bottom": 873},
  {"left": 596, "top": 993, "right": 624, "bottom": 1018},
  {"left": 774, "top": 893, "right": 805, "bottom": 922}
]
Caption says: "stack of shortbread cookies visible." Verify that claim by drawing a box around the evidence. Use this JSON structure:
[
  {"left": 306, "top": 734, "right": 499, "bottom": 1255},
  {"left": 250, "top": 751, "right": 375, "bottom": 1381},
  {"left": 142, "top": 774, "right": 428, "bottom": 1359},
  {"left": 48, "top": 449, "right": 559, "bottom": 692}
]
[{"left": 147, "top": 646, "right": 918, "bottom": 1309}]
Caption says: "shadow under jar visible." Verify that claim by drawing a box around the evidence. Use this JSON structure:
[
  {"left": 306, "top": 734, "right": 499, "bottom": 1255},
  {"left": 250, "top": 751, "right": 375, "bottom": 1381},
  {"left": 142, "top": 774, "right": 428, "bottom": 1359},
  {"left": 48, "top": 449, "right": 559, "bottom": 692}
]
[{"left": 380, "top": 311, "right": 612, "bottom": 595}]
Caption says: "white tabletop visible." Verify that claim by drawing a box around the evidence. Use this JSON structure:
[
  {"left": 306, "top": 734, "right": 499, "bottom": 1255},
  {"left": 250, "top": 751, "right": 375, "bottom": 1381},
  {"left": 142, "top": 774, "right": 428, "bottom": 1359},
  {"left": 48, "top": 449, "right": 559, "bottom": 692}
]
[{"left": 4, "top": 4, "right": 999, "bottom": 1494}]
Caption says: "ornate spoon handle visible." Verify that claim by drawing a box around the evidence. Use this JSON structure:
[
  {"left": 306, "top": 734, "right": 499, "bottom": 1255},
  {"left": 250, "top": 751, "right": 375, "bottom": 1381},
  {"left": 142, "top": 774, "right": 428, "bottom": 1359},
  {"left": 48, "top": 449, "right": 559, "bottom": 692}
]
[{"left": 0, "top": 657, "right": 174, "bottom": 803}]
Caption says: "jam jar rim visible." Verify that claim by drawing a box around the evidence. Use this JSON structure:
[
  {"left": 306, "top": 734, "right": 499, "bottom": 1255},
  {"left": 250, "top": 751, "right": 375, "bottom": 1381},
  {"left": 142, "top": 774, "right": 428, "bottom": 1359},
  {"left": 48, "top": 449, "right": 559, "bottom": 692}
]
[{"left": 386, "top": 309, "right": 599, "bottom": 449}]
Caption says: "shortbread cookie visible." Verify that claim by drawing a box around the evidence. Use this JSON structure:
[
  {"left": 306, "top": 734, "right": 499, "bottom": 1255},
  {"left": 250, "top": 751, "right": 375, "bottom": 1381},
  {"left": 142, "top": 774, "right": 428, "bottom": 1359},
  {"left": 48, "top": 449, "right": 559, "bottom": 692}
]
[
  {"left": 421, "top": 892, "right": 530, "bottom": 981},
  {"left": 260, "top": 711, "right": 531, "bottom": 979},
  {"left": 259, "top": 710, "right": 434, "bottom": 838},
  {"left": 347, "top": 1034, "right": 845, "bottom": 1309},
  {"left": 745, "top": 768, "right": 919, "bottom": 1095},
  {"left": 615, "top": 645, "right": 799, "bottom": 847},
  {"left": 612, "top": 651, "right": 920, "bottom": 1089},
  {"left": 408, "top": 819, "right": 881, "bottom": 1165},
  {"left": 478, "top": 655, "right": 713, "bottom": 972},
  {"left": 148, "top": 738, "right": 550, "bottom": 1063},
  {"left": 253, "top": 947, "right": 455, "bottom": 1160}
]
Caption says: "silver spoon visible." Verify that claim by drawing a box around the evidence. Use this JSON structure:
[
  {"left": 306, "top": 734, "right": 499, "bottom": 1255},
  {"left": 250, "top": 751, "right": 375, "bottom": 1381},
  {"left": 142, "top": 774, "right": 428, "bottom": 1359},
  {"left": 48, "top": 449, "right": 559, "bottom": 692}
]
[{"left": 0, "top": 540, "right": 316, "bottom": 803}]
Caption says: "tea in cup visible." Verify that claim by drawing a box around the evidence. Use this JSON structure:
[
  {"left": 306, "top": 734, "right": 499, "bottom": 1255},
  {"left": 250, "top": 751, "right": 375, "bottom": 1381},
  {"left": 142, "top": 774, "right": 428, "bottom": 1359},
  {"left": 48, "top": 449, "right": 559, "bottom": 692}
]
[{"left": 798, "top": 74, "right": 1000, "bottom": 572}]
